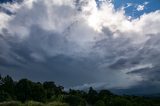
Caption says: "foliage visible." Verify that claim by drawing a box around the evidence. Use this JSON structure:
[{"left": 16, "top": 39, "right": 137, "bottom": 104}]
[
  {"left": 1, "top": 75, "right": 160, "bottom": 106},
  {"left": 95, "top": 100, "right": 105, "bottom": 106},
  {"left": 0, "top": 91, "right": 12, "bottom": 102},
  {"left": 64, "top": 95, "right": 86, "bottom": 106},
  {"left": 87, "top": 87, "right": 98, "bottom": 104},
  {"left": 15, "top": 79, "right": 37, "bottom": 102},
  {"left": 0, "top": 101, "right": 22, "bottom": 106},
  {"left": 0, "top": 101, "right": 69, "bottom": 106},
  {"left": 43, "top": 81, "right": 56, "bottom": 99},
  {"left": 24, "top": 101, "right": 44, "bottom": 106},
  {"left": 47, "top": 101, "right": 69, "bottom": 106},
  {"left": 0, "top": 75, "right": 15, "bottom": 100}
]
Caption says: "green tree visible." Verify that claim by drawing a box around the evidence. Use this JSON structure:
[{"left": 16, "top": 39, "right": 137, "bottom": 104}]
[
  {"left": 64, "top": 95, "right": 86, "bottom": 106},
  {"left": 87, "top": 87, "right": 98, "bottom": 104},
  {"left": 110, "top": 97, "right": 129, "bottom": 106},
  {"left": 43, "top": 81, "right": 56, "bottom": 99},
  {"left": 31, "top": 82, "right": 46, "bottom": 102},
  {"left": 99, "top": 90, "right": 113, "bottom": 97},
  {"left": 55, "top": 86, "right": 64, "bottom": 96},
  {"left": 69, "top": 89, "right": 87, "bottom": 98},
  {"left": 0, "top": 75, "right": 15, "bottom": 99},
  {"left": 15, "top": 79, "right": 33, "bottom": 102},
  {"left": 95, "top": 100, "right": 105, "bottom": 106},
  {"left": 0, "top": 90, "right": 12, "bottom": 102}
]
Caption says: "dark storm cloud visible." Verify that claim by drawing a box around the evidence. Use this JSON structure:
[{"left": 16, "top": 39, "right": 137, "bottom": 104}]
[
  {"left": 0, "top": 6, "right": 15, "bottom": 15},
  {"left": 0, "top": 0, "right": 160, "bottom": 94},
  {"left": 111, "top": 80, "right": 160, "bottom": 95},
  {"left": 127, "top": 65, "right": 160, "bottom": 82}
]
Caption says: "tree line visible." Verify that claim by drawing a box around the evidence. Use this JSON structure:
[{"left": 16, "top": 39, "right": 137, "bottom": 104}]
[{"left": 0, "top": 75, "right": 160, "bottom": 106}]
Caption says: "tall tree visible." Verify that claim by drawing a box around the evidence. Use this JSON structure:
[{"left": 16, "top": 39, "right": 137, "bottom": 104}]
[
  {"left": 43, "top": 81, "right": 56, "bottom": 99},
  {"left": 15, "top": 79, "right": 33, "bottom": 102},
  {"left": 1, "top": 75, "right": 15, "bottom": 99},
  {"left": 31, "top": 82, "right": 46, "bottom": 102},
  {"left": 87, "top": 87, "right": 98, "bottom": 104}
]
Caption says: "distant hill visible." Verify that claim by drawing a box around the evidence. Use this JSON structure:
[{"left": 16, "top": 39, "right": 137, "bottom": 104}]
[{"left": 111, "top": 88, "right": 160, "bottom": 98}]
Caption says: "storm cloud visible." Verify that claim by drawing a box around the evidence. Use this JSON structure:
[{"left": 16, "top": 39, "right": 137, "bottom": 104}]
[{"left": 0, "top": 0, "right": 160, "bottom": 94}]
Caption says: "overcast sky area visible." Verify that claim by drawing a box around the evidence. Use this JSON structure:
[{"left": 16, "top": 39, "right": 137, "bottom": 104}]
[{"left": 0, "top": 0, "right": 160, "bottom": 95}]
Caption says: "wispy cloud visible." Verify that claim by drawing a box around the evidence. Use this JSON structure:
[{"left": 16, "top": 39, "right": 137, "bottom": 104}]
[{"left": 136, "top": 1, "right": 149, "bottom": 11}]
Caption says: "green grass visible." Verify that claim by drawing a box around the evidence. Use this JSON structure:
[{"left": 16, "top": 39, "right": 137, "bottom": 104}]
[
  {"left": 24, "top": 101, "right": 44, "bottom": 106},
  {"left": 0, "top": 101, "right": 69, "bottom": 106},
  {"left": 47, "top": 101, "right": 69, "bottom": 106},
  {"left": 0, "top": 101, "right": 22, "bottom": 106}
]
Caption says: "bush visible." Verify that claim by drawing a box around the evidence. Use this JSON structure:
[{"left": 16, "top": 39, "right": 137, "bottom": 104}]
[
  {"left": 47, "top": 101, "right": 69, "bottom": 106},
  {"left": 0, "top": 101, "right": 22, "bottom": 106},
  {"left": 64, "top": 95, "right": 86, "bottom": 106},
  {"left": 24, "top": 101, "right": 44, "bottom": 106},
  {"left": 49, "top": 95, "right": 64, "bottom": 102},
  {"left": 95, "top": 100, "right": 105, "bottom": 106},
  {"left": 0, "top": 91, "right": 12, "bottom": 102}
]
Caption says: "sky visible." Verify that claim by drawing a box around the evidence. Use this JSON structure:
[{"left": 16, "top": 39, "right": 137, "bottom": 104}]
[{"left": 0, "top": 0, "right": 160, "bottom": 95}]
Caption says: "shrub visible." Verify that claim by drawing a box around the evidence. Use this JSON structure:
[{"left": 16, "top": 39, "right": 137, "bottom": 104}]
[
  {"left": 47, "top": 101, "right": 69, "bottom": 106},
  {"left": 0, "top": 101, "right": 22, "bottom": 106},
  {"left": 95, "top": 100, "right": 105, "bottom": 106},
  {"left": 24, "top": 101, "right": 44, "bottom": 106},
  {"left": 0, "top": 91, "right": 12, "bottom": 102},
  {"left": 64, "top": 95, "right": 86, "bottom": 106}
]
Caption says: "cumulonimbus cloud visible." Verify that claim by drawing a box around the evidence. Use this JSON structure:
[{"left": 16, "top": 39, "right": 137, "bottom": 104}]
[{"left": 0, "top": 0, "right": 160, "bottom": 90}]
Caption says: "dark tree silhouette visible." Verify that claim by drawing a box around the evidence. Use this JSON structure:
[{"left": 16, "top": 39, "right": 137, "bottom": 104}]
[
  {"left": 0, "top": 75, "right": 160, "bottom": 106},
  {"left": 43, "top": 81, "right": 56, "bottom": 99},
  {"left": 15, "top": 79, "right": 33, "bottom": 102},
  {"left": 87, "top": 87, "right": 98, "bottom": 104}
]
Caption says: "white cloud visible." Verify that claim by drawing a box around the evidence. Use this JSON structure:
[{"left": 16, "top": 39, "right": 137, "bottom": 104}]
[
  {"left": 144, "top": 2, "right": 149, "bottom": 5},
  {"left": 124, "top": 3, "right": 133, "bottom": 9},
  {"left": 123, "top": 64, "right": 153, "bottom": 73},
  {"left": 0, "top": 12, "right": 10, "bottom": 32},
  {"left": 136, "top": 1, "right": 149, "bottom": 11},
  {"left": 137, "top": 5, "right": 145, "bottom": 11},
  {"left": 0, "top": 2, "right": 21, "bottom": 13}
]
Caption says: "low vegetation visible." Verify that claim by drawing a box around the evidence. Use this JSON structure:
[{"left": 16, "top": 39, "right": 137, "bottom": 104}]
[
  {"left": 0, "top": 75, "right": 160, "bottom": 106},
  {"left": 0, "top": 101, "right": 69, "bottom": 106}
]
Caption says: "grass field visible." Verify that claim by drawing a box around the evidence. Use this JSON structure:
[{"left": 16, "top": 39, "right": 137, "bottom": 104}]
[{"left": 0, "top": 101, "right": 69, "bottom": 106}]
